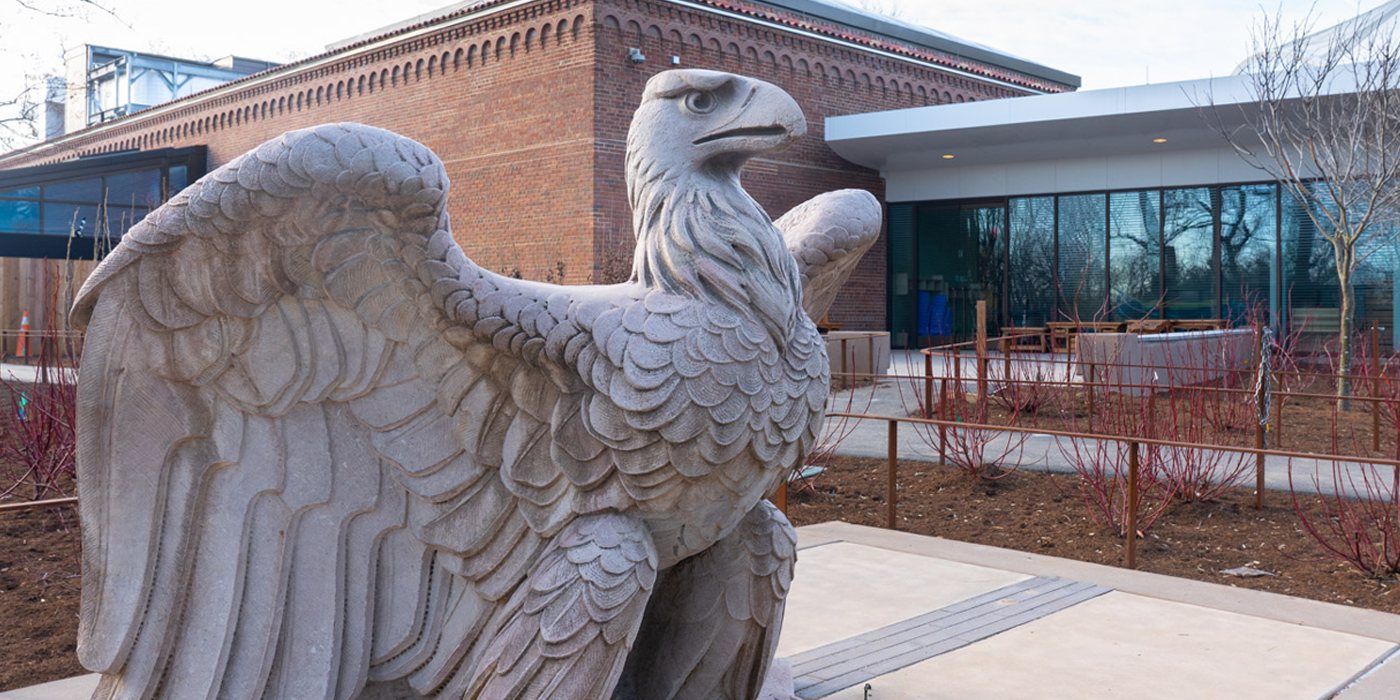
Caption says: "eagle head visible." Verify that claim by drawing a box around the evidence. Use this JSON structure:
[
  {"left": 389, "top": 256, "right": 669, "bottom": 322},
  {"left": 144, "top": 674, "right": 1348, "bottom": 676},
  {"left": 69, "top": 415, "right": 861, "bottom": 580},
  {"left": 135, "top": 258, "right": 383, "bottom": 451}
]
[
  {"left": 629, "top": 70, "right": 806, "bottom": 175},
  {"left": 624, "top": 70, "right": 808, "bottom": 347}
]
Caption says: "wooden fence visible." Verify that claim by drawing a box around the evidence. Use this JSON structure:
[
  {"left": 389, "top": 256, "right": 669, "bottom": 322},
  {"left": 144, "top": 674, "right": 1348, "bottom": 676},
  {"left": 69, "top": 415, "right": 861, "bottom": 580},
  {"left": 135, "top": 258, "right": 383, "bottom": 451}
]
[{"left": 0, "top": 257, "right": 98, "bottom": 358}]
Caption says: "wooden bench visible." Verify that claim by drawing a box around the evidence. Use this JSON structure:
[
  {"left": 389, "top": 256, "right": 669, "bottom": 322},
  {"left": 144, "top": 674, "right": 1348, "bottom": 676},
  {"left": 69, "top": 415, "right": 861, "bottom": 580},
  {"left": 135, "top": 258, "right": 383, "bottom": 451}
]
[
  {"left": 816, "top": 314, "right": 843, "bottom": 333},
  {"left": 1127, "top": 319, "right": 1172, "bottom": 334},
  {"left": 1000, "top": 326, "right": 1048, "bottom": 353},
  {"left": 1170, "top": 318, "right": 1228, "bottom": 332},
  {"left": 1046, "top": 321, "right": 1125, "bottom": 354}
]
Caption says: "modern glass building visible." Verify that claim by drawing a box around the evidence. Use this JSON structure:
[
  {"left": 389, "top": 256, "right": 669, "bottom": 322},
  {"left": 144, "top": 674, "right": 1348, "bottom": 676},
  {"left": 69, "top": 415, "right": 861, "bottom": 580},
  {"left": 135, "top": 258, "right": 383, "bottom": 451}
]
[
  {"left": 0, "top": 146, "right": 205, "bottom": 259},
  {"left": 828, "top": 74, "right": 1400, "bottom": 348}
]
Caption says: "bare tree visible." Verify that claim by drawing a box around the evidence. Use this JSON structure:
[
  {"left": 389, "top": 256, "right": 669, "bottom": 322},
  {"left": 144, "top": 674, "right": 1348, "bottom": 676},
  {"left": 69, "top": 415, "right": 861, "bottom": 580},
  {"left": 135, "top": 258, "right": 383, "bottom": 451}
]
[
  {"left": 1212, "top": 9, "right": 1400, "bottom": 403},
  {"left": 0, "top": 0, "right": 123, "bottom": 150},
  {"left": 851, "top": 0, "right": 909, "bottom": 21},
  {"left": 0, "top": 83, "right": 41, "bottom": 148}
]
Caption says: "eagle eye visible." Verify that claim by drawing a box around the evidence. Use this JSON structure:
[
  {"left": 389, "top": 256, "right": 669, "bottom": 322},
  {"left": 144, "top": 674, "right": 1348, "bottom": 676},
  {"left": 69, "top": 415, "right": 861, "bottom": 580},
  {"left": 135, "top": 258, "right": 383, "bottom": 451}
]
[{"left": 684, "top": 90, "right": 718, "bottom": 115}]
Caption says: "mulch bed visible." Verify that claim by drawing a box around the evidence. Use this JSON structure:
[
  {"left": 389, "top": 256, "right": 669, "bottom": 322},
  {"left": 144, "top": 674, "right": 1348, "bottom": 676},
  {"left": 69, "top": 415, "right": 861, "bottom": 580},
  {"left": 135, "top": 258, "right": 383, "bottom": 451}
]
[
  {"left": 0, "top": 504, "right": 82, "bottom": 691},
  {"left": 785, "top": 455, "right": 1399, "bottom": 616},
  {"left": 0, "top": 399, "right": 1397, "bottom": 691}
]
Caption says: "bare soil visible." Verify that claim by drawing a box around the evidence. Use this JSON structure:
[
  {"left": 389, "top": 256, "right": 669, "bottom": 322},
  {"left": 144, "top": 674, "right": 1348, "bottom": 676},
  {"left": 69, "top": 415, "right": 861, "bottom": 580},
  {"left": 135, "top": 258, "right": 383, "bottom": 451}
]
[
  {"left": 0, "top": 397, "right": 1396, "bottom": 691},
  {"left": 785, "top": 455, "right": 1399, "bottom": 616},
  {"left": 0, "top": 504, "right": 82, "bottom": 691}
]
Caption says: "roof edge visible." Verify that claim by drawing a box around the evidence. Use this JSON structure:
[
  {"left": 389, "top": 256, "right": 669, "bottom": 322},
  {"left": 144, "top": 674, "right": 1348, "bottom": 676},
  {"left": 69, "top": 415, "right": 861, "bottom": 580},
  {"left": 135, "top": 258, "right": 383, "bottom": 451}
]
[{"left": 747, "top": 0, "right": 1080, "bottom": 88}]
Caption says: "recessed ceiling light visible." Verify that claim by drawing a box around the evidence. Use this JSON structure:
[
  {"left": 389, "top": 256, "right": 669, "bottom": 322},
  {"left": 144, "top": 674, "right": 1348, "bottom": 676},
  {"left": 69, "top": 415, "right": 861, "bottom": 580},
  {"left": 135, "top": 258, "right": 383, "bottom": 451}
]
[
  {"left": 942, "top": 154, "right": 955, "bottom": 159},
  {"left": 1152, "top": 138, "right": 1167, "bottom": 143}
]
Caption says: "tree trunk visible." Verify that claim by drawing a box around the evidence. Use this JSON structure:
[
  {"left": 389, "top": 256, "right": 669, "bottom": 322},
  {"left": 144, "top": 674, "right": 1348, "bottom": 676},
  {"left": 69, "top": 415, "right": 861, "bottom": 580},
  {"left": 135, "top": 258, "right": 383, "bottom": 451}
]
[{"left": 1337, "top": 272, "right": 1354, "bottom": 411}]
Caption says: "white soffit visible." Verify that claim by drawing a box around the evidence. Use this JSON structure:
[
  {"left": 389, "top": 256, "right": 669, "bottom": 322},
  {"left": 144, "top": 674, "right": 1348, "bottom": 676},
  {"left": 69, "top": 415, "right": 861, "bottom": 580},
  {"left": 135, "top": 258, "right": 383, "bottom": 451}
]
[{"left": 825, "top": 74, "right": 1264, "bottom": 173}]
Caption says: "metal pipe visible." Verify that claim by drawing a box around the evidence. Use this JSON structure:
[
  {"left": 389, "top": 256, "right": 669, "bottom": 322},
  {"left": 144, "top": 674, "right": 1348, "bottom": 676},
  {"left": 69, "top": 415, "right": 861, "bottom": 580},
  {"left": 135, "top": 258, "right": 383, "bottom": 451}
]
[{"left": 0, "top": 496, "right": 77, "bottom": 513}]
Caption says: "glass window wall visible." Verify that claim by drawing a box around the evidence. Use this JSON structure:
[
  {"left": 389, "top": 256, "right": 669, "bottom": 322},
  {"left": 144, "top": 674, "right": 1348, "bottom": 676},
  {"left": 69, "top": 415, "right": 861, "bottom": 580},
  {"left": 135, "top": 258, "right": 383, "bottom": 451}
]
[
  {"left": 1108, "top": 190, "right": 1161, "bottom": 320},
  {"left": 0, "top": 146, "right": 203, "bottom": 259},
  {"left": 891, "top": 179, "right": 1398, "bottom": 348},
  {"left": 888, "top": 204, "right": 915, "bottom": 348},
  {"left": 1219, "top": 184, "right": 1277, "bottom": 323},
  {"left": 1008, "top": 197, "right": 1055, "bottom": 326},
  {"left": 1163, "top": 187, "right": 1218, "bottom": 319},
  {"left": 1056, "top": 194, "right": 1107, "bottom": 321}
]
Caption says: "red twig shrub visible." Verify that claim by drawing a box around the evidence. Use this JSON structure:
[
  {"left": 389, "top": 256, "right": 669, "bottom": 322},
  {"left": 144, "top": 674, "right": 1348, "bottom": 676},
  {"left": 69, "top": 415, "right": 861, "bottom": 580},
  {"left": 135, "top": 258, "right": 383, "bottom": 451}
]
[
  {"left": 1060, "top": 376, "right": 1178, "bottom": 536},
  {"left": 0, "top": 336, "right": 79, "bottom": 502},
  {"left": 987, "top": 354, "right": 1059, "bottom": 419},
  {"left": 1154, "top": 386, "right": 1254, "bottom": 502},
  {"left": 942, "top": 391, "right": 1031, "bottom": 480},
  {"left": 902, "top": 350, "right": 1036, "bottom": 480},
  {"left": 1289, "top": 457, "right": 1400, "bottom": 578}
]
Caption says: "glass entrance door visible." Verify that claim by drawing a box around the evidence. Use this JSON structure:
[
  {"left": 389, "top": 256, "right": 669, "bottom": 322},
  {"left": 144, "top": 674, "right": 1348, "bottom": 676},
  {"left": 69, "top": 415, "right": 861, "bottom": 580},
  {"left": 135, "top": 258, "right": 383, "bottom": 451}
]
[{"left": 912, "top": 204, "right": 1005, "bottom": 346}]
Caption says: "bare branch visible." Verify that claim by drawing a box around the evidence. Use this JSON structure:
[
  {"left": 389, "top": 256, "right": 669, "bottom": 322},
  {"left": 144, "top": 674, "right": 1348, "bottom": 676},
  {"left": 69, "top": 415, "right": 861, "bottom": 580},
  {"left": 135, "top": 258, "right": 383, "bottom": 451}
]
[{"left": 1206, "top": 6, "right": 1400, "bottom": 401}]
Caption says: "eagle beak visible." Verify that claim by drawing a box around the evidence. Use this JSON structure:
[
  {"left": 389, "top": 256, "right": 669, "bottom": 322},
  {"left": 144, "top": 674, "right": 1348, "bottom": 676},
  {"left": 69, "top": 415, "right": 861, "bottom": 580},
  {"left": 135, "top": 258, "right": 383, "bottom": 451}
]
[{"left": 693, "top": 81, "right": 806, "bottom": 160}]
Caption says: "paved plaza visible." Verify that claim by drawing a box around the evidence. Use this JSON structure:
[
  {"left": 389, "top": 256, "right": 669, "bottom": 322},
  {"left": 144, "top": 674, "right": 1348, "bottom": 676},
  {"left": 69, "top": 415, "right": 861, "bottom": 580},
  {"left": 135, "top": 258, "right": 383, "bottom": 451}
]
[{"left": 6, "top": 522, "right": 1396, "bottom": 700}]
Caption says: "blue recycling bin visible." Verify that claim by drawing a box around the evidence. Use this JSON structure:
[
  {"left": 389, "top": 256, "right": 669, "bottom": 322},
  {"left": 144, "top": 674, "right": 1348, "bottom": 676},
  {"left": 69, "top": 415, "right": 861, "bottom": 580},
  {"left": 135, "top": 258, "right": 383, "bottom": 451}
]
[{"left": 917, "top": 292, "right": 952, "bottom": 338}]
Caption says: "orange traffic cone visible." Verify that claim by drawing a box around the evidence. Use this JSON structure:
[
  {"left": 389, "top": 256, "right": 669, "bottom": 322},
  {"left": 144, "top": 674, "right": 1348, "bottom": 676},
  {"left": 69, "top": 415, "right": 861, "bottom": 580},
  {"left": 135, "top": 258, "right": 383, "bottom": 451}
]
[{"left": 15, "top": 311, "right": 29, "bottom": 359}]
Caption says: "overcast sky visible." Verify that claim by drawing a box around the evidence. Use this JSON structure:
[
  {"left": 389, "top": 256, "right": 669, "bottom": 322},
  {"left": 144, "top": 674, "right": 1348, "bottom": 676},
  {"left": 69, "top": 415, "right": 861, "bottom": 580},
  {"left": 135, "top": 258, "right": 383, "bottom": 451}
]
[{"left": 0, "top": 0, "right": 1386, "bottom": 141}]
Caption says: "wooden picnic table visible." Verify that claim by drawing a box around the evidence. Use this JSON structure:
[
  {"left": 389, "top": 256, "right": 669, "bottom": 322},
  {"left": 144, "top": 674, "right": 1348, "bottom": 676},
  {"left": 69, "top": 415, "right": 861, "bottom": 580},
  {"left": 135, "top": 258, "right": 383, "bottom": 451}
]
[
  {"left": 1045, "top": 321, "right": 1125, "bottom": 353},
  {"left": 999, "top": 326, "right": 1048, "bottom": 353}
]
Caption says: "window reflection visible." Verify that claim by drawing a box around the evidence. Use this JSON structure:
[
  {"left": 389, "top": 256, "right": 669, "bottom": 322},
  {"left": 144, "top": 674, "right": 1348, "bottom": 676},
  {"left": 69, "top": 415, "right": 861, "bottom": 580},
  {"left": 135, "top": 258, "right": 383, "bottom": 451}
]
[
  {"left": 1057, "top": 194, "right": 1107, "bottom": 321},
  {"left": 1009, "top": 197, "right": 1054, "bottom": 325},
  {"left": 106, "top": 170, "right": 162, "bottom": 208},
  {"left": 0, "top": 199, "right": 40, "bottom": 234},
  {"left": 888, "top": 204, "right": 915, "bottom": 347},
  {"left": 44, "top": 177, "right": 104, "bottom": 203},
  {"left": 1282, "top": 188, "right": 1339, "bottom": 320},
  {"left": 1220, "top": 184, "right": 1276, "bottom": 323},
  {"left": 168, "top": 165, "right": 188, "bottom": 193},
  {"left": 42, "top": 202, "right": 101, "bottom": 236},
  {"left": 1163, "top": 188, "right": 1217, "bottom": 319},
  {"left": 1108, "top": 190, "right": 1161, "bottom": 319}
]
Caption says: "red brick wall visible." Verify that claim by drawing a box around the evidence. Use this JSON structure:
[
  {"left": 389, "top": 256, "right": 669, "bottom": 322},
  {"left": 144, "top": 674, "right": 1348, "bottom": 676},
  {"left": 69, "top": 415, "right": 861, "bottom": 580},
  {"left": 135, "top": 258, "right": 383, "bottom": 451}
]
[
  {"left": 1, "top": 0, "right": 1062, "bottom": 331},
  {"left": 3, "top": 0, "right": 601, "bottom": 281},
  {"left": 589, "top": 0, "right": 1041, "bottom": 329}
]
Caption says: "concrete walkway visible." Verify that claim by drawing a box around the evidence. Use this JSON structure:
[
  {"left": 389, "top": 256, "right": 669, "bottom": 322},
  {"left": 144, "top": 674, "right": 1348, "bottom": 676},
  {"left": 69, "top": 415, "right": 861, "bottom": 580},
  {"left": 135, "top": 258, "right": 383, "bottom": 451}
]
[
  {"left": 6, "top": 522, "right": 1396, "bottom": 700},
  {"left": 0, "top": 363, "right": 76, "bottom": 385},
  {"left": 826, "top": 350, "right": 1395, "bottom": 500},
  {"left": 785, "top": 523, "right": 1399, "bottom": 700}
]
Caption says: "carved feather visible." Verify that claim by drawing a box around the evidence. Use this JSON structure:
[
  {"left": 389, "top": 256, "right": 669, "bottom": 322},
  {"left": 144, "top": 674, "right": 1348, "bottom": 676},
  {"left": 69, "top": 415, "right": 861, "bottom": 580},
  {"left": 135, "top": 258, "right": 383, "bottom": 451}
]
[{"left": 72, "top": 70, "right": 875, "bottom": 700}]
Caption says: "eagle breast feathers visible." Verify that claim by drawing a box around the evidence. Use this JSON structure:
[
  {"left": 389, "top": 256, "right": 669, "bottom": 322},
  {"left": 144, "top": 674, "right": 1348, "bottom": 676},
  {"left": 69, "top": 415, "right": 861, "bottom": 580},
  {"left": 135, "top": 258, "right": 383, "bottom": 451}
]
[{"left": 70, "top": 69, "right": 879, "bottom": 700}]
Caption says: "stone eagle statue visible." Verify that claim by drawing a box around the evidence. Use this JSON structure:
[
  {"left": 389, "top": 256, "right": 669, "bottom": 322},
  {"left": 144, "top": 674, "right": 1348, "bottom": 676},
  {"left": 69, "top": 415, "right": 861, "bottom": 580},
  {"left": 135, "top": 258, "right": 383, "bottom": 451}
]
[{"left": 69, "top": 69, "right": 879, "bottom": 700}]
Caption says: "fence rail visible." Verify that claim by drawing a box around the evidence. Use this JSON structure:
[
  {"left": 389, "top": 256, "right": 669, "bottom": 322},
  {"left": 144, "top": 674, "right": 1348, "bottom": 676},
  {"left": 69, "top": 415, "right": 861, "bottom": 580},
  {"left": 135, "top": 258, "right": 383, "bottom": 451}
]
[{"left": 822, "top": 410, "right": 1400, "bottom": 570}]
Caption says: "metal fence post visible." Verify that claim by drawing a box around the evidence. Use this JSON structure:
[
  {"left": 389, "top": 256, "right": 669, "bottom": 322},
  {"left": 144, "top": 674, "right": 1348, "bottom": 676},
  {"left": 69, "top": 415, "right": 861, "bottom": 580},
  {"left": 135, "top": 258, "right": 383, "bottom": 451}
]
[
  {"left": 1254, "top": 327, "right": 1271, "bottom": 510},
  {"left": 976, "top": 301, "right": 987, "bottom": 399},
  {"left": 886, "top": 419, "right": 898, "bottom": 529},
  {"left": 924, "top": 350, "right": 934, "bottom": 418}
]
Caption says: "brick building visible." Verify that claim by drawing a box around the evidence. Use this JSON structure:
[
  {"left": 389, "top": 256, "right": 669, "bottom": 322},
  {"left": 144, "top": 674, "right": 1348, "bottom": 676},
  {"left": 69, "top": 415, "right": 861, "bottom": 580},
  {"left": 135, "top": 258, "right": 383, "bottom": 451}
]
[{"left": 0, "top": 0, "right": 1077, "bottom": 340}]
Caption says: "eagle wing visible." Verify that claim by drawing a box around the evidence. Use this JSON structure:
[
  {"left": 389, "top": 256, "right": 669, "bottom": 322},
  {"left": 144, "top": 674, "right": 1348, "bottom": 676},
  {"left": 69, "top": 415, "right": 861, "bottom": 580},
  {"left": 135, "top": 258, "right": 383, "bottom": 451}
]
[
  {"left": 70, "top": 123, "right": 643, "bottom": 700},
  {"left": 775, "top": 189, "right": 882, "bottom": 322}
]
